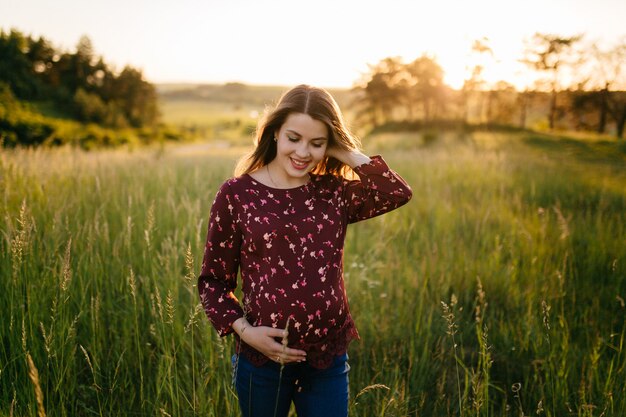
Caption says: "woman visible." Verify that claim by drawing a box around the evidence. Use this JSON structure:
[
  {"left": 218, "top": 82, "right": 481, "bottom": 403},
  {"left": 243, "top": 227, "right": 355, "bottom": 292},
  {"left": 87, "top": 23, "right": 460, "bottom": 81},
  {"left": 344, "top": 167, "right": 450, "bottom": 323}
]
[{"left": 198, "top": 85, "right": 412, "bottom": 417}]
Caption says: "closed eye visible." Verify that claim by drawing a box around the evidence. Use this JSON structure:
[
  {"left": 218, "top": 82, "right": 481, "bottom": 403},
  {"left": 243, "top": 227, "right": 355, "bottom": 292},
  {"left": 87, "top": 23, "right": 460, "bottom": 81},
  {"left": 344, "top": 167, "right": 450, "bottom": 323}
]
[{"left": 286, "top": 134, "right": 326, "bottom": 147}]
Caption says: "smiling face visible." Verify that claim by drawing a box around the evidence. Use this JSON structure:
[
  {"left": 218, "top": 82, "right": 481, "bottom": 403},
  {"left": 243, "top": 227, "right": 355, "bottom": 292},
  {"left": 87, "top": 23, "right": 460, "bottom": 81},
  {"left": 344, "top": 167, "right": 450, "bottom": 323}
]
[{"left": 267, "top": 112, "right": 329, "bottom": 187}]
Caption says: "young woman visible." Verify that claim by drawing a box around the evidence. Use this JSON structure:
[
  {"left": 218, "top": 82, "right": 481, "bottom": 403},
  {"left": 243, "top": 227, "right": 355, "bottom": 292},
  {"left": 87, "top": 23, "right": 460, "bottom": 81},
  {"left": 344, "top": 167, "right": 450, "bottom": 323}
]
[{"left": 198, "top": 85, "right": 412, "bottom": 417}]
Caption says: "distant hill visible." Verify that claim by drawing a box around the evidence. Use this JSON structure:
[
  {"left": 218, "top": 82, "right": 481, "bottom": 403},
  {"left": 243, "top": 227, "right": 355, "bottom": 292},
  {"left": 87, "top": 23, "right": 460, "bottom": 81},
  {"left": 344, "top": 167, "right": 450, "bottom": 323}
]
[{"left": 157, "top": 82, "right": 354, "bottom": 109}]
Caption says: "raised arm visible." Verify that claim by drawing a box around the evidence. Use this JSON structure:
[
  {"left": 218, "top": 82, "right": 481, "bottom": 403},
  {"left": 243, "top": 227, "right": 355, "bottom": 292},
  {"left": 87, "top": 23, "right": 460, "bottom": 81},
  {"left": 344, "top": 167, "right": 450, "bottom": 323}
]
[{"left": 327, "top": 149, "right": 412, "bottom": 224}]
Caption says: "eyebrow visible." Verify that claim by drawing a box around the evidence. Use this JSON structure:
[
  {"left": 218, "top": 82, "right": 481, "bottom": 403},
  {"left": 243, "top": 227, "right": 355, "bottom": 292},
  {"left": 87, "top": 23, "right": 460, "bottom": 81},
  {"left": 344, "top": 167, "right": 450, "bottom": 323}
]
[{"left": 286, "top": 129, "right": 328, "bottom": 141}]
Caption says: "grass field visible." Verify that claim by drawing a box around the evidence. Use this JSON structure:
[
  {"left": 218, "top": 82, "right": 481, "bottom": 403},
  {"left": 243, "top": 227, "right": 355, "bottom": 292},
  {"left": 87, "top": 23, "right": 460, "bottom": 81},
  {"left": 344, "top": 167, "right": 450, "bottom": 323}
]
[{"left": 1, "top": 130, "right": 625, "bottom": 416}]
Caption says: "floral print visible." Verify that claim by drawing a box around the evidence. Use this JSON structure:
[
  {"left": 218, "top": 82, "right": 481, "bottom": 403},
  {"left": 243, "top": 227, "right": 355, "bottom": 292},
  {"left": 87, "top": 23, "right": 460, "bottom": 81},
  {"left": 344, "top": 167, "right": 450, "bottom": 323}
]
[{"left": 198, "top": 155, "right": 412, "bottom": 369}]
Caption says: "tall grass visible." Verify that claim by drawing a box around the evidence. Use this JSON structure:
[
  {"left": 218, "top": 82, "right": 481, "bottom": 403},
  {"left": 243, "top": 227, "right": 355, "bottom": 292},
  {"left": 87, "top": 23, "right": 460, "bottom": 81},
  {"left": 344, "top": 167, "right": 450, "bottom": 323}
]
[{"left": 1, "top": 132, "right": 625, "bottom": 416}]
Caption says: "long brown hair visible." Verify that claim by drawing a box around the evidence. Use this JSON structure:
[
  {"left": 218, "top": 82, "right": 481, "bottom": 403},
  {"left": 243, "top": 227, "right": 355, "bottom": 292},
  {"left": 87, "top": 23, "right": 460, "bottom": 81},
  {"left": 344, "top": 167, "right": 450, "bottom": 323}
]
[{"left": 235, "top": 85, "right": 361, "bottom": 178}]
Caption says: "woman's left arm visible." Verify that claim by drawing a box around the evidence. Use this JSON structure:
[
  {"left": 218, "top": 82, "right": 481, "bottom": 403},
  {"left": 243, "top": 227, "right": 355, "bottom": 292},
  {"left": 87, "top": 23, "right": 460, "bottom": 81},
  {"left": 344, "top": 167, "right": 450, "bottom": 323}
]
[{"left": 326, "top": 148, "right": 413, "bottom": 223}]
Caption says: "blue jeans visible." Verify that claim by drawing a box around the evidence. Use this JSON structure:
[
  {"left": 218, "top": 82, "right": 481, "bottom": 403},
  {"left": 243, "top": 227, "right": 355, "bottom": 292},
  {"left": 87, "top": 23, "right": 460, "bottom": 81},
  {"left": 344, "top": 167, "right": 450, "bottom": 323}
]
[{"left": 232, "top": 352, "right": 350, "bottom": 417}]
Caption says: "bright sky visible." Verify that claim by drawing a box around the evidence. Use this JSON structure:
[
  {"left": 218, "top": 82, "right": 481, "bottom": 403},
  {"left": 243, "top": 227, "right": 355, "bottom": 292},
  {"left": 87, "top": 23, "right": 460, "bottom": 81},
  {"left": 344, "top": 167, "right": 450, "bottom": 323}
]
[{"left": 2, "top": 0, "right": 625, "bottom": 89}]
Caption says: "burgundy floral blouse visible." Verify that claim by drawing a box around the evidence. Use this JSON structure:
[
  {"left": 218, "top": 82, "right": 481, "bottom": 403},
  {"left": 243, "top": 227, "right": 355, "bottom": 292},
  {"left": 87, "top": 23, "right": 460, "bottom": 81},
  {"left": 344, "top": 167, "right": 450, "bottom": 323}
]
[{"left": 198, "top": 155, "right": 412, "bottom": 369}]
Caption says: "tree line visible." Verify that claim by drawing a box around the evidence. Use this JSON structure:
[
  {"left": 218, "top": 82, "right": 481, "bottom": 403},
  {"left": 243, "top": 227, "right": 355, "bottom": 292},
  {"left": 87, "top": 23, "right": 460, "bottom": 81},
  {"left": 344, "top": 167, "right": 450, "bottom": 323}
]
[
  {"left": 352, "top": 33, "right": 626, "bottom": 138},
  {"left": 0, "top": 28, "right": 160, "bottom": 146}
]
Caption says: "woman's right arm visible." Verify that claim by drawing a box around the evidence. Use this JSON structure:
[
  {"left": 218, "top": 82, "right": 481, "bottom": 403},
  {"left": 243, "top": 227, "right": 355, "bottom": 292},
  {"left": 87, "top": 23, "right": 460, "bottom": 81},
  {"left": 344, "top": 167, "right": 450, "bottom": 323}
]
[
  {"left": 198, "top": 181, "right": 306, "bottom": 363},
  {"left": 198, "top": 181, "right": 245, "bottom": 336}
]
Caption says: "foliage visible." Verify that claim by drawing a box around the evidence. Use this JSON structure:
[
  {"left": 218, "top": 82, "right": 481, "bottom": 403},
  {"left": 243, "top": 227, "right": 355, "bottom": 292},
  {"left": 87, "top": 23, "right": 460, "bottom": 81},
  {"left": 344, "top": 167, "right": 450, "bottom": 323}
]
[
  {"left": 0, "top": 82, "right": 189, "bottom": 149},
  {"left": 352, "top": 55, "right": 448, "bottom": 128},
  {"left": 353, "top": 34, "right": 626, "bottom": 139},
  {"left": 521, "top": 33, "right": 584, "bottom": 130},
  {"left": 0, "top": 28, "right": 160, "bottom": 147}
]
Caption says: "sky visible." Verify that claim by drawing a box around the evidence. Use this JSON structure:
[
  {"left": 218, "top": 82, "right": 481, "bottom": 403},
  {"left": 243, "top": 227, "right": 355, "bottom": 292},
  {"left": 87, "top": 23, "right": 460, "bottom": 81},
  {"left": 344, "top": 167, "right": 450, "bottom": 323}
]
[{"left": 1, "top": 0, "right": 625, "bottom": 89}]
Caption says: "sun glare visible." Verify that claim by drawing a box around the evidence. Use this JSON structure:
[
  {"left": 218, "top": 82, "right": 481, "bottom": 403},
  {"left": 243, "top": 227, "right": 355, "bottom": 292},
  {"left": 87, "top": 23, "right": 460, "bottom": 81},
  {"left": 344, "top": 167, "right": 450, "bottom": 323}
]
[{"left": 2, "top": 0, "right": 625, "bottom": 90}]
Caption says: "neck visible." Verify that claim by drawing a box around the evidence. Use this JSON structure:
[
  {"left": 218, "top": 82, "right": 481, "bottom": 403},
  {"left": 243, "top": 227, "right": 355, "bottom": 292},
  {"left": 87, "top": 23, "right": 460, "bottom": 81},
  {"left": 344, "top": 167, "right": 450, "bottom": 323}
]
[{"left": 266, "top": 163, "right": 308, "bottom": 188}]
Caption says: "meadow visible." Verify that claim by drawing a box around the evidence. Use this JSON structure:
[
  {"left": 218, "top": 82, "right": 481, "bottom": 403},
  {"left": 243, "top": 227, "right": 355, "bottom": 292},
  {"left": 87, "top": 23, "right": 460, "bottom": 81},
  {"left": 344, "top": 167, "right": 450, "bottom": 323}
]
[{"left": 1, "top": 128, "right": 625, "bottom": 417}]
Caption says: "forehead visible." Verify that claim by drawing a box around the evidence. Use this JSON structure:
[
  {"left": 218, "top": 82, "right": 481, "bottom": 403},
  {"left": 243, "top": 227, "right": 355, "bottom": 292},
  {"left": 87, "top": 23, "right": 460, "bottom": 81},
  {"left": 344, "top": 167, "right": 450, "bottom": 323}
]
[{"left": 281, "top": 113, "right": 328, "bottom": 139}]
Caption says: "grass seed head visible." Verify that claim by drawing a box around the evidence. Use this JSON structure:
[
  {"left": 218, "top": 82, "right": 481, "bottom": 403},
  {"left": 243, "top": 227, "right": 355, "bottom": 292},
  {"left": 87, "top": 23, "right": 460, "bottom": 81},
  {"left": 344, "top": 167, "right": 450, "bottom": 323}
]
[
  {"left": 144, "top": 201, "right": 155, "bottom": 249},
  {"left": 26, "top": 353, "right": 46, "bottom": 417},
  {"left": 128, "top": 268, "right": 137, "bottom": 298},
  {"left": 184, "top": 242, "right": 195, "bottom": 286},
  {"left": 21, "top": 316, "right": 27, "bottom": 352},
  {"left": 166, "top": 290, "right": 175, "bottom": 324},
  {"left": 60, "top": 238, "right": 72, "bottom": 292},
  {"left": 541, "top": 300, "right": 551, "bottom": 331}
]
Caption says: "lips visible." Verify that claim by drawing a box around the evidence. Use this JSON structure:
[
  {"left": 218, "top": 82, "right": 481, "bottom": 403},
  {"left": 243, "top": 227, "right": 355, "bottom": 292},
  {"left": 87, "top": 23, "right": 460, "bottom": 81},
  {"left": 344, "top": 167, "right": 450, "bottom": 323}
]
[{"left": 290, "top": 158, "right": 310, "bottom": 170}]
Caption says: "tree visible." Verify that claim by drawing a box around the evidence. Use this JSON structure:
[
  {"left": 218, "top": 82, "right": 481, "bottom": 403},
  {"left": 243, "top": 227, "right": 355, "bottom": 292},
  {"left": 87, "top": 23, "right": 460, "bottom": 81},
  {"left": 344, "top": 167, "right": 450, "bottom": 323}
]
[
  {"left": 486, "top": 81, "right": 517, "bottom": 125},
  {"left": 0, "top": 29, "right": 47, "bottom": 99},
  {"left": 111, "top": 66, "right": 159, "bottom": 127},
  {"left": 73, "top": 88, "right": 108, "bottom": 124},
  {"left": 461, "top": 38, "right": 494, "bottom": 123},
  {"left": 405, "top": 54, "right": 445, "bottom": 121},
  {"left": 590, "top": 40, "right": 626, "bottom": 136},
  {"left": 610, "top": 93, "right": 626, "bottom": 138},
  {"left": 353, "top": 57, "right": 406, "bottom": 127},
  {"left": 52, "top": 35, "right": 99, "bottom": 96},
  {"left": 522, "top": 33, "right": 583, "bottom": 129},
  {"left": 26, "top": 35, "right": 55, "bottom": 81},
  {"left": 568, "top": 85, "right": 599, "bottom": 131},
  {"left": 516, "top": 88, "right": 535, "bottom": 129},
  {"left": 0, "top": 29, "right": 162, "bottom": 142}
]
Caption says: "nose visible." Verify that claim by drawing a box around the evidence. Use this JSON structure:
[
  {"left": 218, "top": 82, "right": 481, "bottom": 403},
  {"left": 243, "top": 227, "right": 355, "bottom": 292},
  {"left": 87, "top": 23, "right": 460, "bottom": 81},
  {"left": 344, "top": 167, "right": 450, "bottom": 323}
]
[{"left": 295, "top": 142, "right": 310, "bottom": 158}]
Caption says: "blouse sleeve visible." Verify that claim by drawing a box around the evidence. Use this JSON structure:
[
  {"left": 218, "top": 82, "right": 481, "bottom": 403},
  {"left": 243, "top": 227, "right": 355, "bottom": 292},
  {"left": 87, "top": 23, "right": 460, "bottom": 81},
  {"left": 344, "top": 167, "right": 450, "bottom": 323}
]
[
  {"left": 198, "top": 180, "right": 244, "bottom": 337},
  {"left": 343, "top": 155, "right": 413, "bottom": 224}
]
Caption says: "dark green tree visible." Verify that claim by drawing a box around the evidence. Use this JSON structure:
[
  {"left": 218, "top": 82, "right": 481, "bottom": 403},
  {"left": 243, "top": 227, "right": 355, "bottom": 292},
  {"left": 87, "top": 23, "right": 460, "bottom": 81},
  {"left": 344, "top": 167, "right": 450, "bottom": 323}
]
[
  {"left": 111, "top": 66, "right": 159, "bottom": 127},
  {"left": 0, "top": 29, "right": 162, "bottom": 146},
  {"left": 0, "top": 29, "right": 46, "bottom": 99}
]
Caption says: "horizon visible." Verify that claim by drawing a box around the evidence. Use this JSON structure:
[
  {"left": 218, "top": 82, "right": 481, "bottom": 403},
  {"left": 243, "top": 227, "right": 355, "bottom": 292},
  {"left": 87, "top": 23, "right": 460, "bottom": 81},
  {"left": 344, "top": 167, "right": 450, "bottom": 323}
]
[{"left": 2, "top": 0, "right": 626, "bottom": 90}]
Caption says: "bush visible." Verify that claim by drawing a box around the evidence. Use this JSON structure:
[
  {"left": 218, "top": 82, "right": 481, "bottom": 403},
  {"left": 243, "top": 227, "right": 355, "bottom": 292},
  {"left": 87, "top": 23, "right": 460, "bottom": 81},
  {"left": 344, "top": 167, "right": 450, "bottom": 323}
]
[{"left": 1, "top": 82, "right": 195, "bottom": 149}]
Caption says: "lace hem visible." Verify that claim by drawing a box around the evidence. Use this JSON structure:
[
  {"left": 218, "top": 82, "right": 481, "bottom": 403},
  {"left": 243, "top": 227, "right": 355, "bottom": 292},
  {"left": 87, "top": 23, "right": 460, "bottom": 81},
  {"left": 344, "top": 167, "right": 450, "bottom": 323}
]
[{"left": 235, "top": 317, "right": 360, "bottom": 370}]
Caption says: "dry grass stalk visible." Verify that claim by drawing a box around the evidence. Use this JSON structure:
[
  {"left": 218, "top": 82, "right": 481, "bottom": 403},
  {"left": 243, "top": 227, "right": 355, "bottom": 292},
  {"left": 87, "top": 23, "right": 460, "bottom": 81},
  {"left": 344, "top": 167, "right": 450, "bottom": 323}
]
[
  {"left": 184, "top": 242, "right": 194, "bottom": 286},
  {"left": 165, "top": 290, "right": 175, "bottom": 324},
  {"left": 552, "top": 204, "right": 571, "bottom": 240},
  {"left": 10, "top": 201, "right": 30, "bottom": 285},
  {"left": 441, "top": 295, "right": 462, "bottom": 417},
  {"left": 185, "top": 303, "right": 203, "bottom": 333},
  {"left": 155, "top": 287, "right": 164, "bottom": 322},
  {"left": 128, "top": 268, "right": 137, "bottom": 299},
  {"left": 60, "top": 237, "right": 72, "bottom": 292},
  {"left": 9, "top": 389, "right": 16, "bottom": 417},
  {"left": 39, "top": 322, "right": 53, "bottom": 359},
  {"left": 21, "top": 316, "right": 27, "bottom": 352},
  {"left": 511, "top": 383, "right": 525, "bottom": 417},
  {"left": 475, "top": 277, "right": 487, "bottom": 324},
  {"left": 126, "top": 215, "right": 133, "bottom": 249},
  {"left": 91, "top": 295, "right": 100, "bottom": 326},
  {"left": 355, "top": 384, "right": 391, "bottom": 401},
  {"left": 79, "top": 345, "right": 100, "bottom": 390},
  {"left": 26, "top": 353, "right": 46, "bottom": 417},
  {"left": 67, "top": 313, "right": 81, "bottom": 342},
  {"left": 144, "top": 202, "right": 155, "bottom": 249},
  {"left": 541, "top": 300, "right": 551, "bottom": 332}
]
